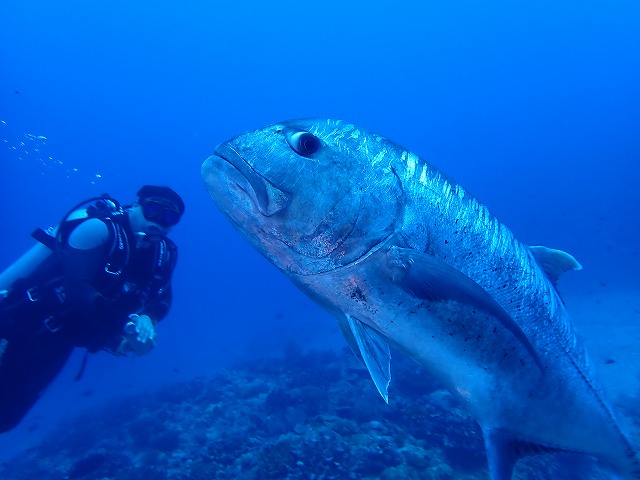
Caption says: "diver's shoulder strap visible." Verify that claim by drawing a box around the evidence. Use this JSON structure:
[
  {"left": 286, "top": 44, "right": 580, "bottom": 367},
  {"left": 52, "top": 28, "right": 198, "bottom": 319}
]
[
  {"left": 145, "top": 236, "right": 178, "bottom": 296},
  {"left": 101, "top": 217, "right": 130, "bottom": 277},
  {"left": 159, "top": 236, "right": 178, "bottom": 275},
  {"left": 31, "top": 195, "right": 124, "bottom": 253},
  {"left": 28, "top": 196, "right": 130, "bottom": 294},
  {"left": 56, "top": 196, "right": 124, "bottom": 250}
]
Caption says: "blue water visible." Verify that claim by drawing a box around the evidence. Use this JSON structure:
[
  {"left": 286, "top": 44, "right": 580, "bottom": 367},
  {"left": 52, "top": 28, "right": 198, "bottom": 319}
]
[{"left": 0, "top": 0, "right": 639, "bottom": 472}]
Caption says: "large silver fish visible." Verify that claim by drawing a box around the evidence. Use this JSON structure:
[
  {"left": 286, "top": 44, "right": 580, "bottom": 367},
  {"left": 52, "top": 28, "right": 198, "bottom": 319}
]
[{"left": 202, "top": 119, "right": 639, "bottom": 479}]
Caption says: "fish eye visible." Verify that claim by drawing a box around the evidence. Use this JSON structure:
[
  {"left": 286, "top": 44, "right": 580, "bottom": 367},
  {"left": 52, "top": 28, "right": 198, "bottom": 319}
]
[{"left": 287, "top": 131, "right": 321, "bottom": 157}]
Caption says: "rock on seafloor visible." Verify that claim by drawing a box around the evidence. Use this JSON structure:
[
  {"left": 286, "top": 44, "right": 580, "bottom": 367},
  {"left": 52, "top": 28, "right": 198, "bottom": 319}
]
[{"left": 0, "top": 348, "right": 625, "bottom": 480}]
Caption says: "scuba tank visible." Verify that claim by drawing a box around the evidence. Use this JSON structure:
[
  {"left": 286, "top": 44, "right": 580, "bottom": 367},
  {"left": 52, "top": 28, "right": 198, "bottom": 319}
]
[{"left": 0, "top": 242, "right": 55, "bottom": 294}]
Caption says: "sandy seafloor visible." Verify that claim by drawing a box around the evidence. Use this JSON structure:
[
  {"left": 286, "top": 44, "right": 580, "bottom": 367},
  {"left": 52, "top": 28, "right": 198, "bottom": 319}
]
[{"left": 0, "top": 278, "right": 638, "bottom": 480}]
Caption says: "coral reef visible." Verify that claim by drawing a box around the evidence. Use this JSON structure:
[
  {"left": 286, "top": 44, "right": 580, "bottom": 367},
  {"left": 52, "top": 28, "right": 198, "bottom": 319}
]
[{"left": 0, "top": 348, "right": 612, "bottom": 479}]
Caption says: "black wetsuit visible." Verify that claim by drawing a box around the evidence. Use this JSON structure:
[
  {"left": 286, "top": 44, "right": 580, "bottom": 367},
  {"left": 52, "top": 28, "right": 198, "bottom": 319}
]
[{"left": 0, "top": 215, "right": 176, "bottom": 432}]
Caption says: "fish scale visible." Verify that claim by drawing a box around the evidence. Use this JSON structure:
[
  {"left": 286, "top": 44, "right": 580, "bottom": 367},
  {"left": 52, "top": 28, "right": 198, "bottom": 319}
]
[{"left": 394, "top": 141, "right": 624, "bottom": 436}]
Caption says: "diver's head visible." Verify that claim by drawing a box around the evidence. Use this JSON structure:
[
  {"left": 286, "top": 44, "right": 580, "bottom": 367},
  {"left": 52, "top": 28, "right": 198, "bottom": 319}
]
[{"left": 128, "top": 185, "right": 185, "bottom": 236}]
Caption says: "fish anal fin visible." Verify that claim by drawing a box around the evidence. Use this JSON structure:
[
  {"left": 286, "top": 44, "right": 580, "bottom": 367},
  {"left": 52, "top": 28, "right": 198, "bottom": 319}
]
[
  {"left": 483, "top": 428, "right": 570, "bottom": 480},
  {"left": 484, "top": 428, "right": 517, "bottom": 480},
  {"left": 345, "top": 314, "right": 391, "bottom": 403}
]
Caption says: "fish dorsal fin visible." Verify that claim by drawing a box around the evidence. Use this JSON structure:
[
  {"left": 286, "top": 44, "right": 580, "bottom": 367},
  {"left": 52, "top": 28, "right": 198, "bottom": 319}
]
[
  {"left": 346, "top": 314, "right": 391, "bottom": 403},
  {"left": 483, "top": 428, "right": 567, "bottom": 480},
  {"left": 529, "top": 246, "right": 582, "bottom": 287}
]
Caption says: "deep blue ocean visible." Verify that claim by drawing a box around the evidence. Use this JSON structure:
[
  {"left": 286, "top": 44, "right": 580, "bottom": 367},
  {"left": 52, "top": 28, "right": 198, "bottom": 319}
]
[{"left": 1, "top": 1, "right": 639, "bottom": 478}]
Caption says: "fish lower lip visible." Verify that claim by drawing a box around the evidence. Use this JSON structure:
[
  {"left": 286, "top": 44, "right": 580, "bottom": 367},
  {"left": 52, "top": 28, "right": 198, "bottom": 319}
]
[
  {"left": 211, "top": 146, "right": 292, "bottom": 216},
  {"left": 212, "top": 147, "right": 271, "bottom": 215},
  {"left": 212, "top": 155, "right": 254, "bottom": 198}
]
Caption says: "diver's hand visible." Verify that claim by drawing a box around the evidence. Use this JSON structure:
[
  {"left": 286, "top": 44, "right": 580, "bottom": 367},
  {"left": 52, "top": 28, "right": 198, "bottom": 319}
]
[
  {"left": 130, "top": 314, "right": 155, "bottom": 343},
  {"left": 119, "top": 314, "right": 156, "bottom": 355}
]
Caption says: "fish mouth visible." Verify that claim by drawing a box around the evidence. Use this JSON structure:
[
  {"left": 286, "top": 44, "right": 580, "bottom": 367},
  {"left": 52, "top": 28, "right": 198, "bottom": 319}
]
[{"left": 211, "top": 145, "right": 292, "bottom": 216}]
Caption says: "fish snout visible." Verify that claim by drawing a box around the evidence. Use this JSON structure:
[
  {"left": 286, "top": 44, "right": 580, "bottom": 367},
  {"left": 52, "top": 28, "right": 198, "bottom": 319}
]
[{"left": 209, "top": 145, "right": 292, "bottom": 217}]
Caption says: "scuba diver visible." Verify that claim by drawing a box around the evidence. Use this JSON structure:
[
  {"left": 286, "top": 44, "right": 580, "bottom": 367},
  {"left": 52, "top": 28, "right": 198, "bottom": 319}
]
[{"left": 0, "top": 185, "right": 184, "bottom": 433}]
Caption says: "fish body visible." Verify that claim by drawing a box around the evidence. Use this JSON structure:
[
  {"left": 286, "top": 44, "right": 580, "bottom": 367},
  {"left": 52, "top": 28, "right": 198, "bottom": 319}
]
[{"left": 202, "top": 119, "right": 639, "bottom": 479}]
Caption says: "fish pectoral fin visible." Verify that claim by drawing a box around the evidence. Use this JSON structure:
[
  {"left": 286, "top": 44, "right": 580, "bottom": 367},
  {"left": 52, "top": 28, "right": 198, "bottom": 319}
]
[
  {"left": 345, "top": 314, "right": 391, "bottom": 404},
  {"left": 385, "top": 246, "right": 543, "bottom": 371},
  {"left": 529, "top": 245, "right": 582, "bottom": 288},
  {"left": 336, "top": 314, "right": 366, "bottom": 367}
]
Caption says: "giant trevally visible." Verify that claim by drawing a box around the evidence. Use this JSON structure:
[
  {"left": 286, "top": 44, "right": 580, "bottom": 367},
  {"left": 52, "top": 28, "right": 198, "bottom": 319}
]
[{"left": 202, "top": 119, "right": 639, "bottom": 479}]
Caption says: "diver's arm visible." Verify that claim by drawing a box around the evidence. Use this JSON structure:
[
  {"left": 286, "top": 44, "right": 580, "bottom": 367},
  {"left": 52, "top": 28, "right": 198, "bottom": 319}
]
[
  {"left": 143, "top": 283, "right": 173, "bottom": 321},
  {"left": 62, "top": 219, "right": 131, "bottom": 350},
  {"left": 67, "top": 218, "right": 110, "bottom": 250},
  {"left": 62, "top": 218, "right": 112, "bottom": 312},
  {"left": 63, "top": 219, "right": 110, "bottom": 304}
]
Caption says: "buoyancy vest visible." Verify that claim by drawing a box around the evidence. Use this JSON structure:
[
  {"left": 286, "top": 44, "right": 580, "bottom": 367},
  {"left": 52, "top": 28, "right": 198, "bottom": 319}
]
[{"left": 3, "top": 195, "right": 177, "bottom": 331}]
